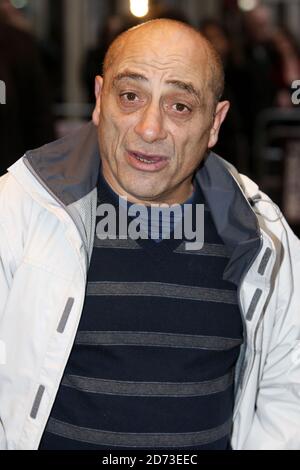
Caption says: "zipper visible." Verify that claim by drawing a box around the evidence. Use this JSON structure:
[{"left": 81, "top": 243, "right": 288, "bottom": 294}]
[{"left": 23, "top": 156, "right": 89, "bottom": 272}]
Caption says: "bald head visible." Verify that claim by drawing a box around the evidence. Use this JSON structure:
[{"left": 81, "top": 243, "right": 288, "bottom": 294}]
[{"left": 102, "top": 19, "right": 225, "bottom": 106}]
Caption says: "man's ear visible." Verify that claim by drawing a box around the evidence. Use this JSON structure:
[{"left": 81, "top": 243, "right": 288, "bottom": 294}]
[
  {"left": 92, "top": 75, "right": 104, "bottom": 126},
  {"left": 207, "top": 100, "right": 230, "bottom": 149}
]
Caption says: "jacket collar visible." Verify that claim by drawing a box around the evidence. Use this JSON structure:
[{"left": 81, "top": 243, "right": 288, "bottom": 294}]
[
  {"left": 24, "top": 121, "right": 100, "bottom": 206},
  {"left": 23, "top": 120, "right": 262, "bottom": 286},
  {"left": 195, "top": 155, "right": 262, "bottom": 285}
]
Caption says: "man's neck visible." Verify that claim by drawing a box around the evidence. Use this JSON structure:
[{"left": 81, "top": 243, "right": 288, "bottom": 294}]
[{"left": 100, "top": 169, "right": 194, "bottom": 207}]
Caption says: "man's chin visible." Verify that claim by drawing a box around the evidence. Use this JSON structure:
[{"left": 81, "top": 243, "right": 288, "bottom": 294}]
[{"left": 121, "top": 185, "right": 168, "bottom": 205}]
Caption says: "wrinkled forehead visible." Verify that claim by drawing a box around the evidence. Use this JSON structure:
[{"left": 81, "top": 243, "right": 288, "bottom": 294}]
[{"left": 106, "top": 27, "right": 211, "bottom": 89}]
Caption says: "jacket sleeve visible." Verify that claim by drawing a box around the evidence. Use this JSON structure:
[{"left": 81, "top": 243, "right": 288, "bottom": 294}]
[
  {"left": 242, "top": 215, "right": 300, "bottom": 449},
  {"left": 0, "top": 205, "right": 17, "bottom": 450}
]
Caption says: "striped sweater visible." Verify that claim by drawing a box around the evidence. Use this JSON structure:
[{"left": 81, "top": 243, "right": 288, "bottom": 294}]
[{"left": 38, "top": 170, "right": 243, "bottom": 450}]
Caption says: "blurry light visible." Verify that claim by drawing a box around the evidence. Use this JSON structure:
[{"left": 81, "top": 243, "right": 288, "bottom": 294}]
[
  {"left": 10, "top": 0, "right": 27, "bottom": 8},
  {"left": 238, "top": 0, "right": 258, "bottom": 12},
  {"left": 130, "top": 0, "right": 149, "bottom": 18}
]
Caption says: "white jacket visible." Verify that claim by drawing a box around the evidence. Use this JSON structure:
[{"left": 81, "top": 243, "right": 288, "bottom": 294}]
[{"left": 0, "top": 122, "right": 299, "bottom": 450}]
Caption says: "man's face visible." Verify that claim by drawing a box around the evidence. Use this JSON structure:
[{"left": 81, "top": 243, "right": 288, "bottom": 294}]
[{"left": 93, "top": 25, "right": 229, "bottom": 204}]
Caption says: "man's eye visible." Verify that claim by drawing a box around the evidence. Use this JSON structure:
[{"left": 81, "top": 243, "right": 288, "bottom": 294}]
[
  {"left": 172, "top": 103, "right": 191, "bottom": 113},
  {"left": 120, "top": 92, "right": 138, "bottom": 102}
]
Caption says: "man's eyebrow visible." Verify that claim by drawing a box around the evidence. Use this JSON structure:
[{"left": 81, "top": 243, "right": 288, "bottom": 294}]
[
  {"left": 113, "top": 71, "right": 148, "bottom": 86},
  {"left": 112, "top": 71, "right": 202, "bottom": 103},
  {"left": 165, "top": 79, "right": 202, "bottom": 103}
]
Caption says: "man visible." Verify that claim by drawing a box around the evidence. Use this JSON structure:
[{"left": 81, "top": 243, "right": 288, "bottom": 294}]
[{"left": 0, "top": 19, "right": 299, "bottom": 450}]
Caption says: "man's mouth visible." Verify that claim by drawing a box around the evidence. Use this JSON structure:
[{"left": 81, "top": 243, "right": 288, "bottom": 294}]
[{"left": 126, "top": 150, "right": 169, "bottom": 171}]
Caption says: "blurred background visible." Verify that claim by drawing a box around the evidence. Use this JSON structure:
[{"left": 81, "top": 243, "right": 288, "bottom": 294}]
[{"left": 0, "top": 0, "right": 299, "bottom": 234}]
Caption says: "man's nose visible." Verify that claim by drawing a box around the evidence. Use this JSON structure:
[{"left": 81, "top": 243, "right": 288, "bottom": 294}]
[{"left": 134, "top": 102, "right": 168, "bottom": 143}]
